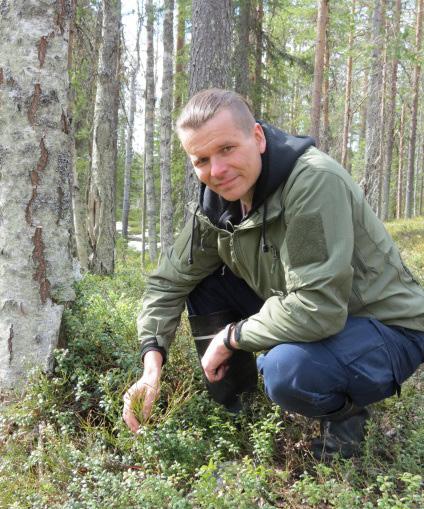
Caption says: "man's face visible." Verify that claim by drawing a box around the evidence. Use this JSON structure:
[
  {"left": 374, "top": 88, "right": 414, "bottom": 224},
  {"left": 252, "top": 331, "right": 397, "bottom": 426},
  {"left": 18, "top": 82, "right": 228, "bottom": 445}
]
[{"left": 180, "top": 108, "right": 266, "bottom": 207}]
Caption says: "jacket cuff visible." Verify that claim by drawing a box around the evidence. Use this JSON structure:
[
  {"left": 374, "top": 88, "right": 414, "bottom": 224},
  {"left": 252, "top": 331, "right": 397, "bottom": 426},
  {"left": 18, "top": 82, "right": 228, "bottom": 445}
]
[
  {"left": 234, "top": 319, "right": 248, "bottom": 345},
  {"left": 140, "top": 337, "right": 167, "bottom": 364}
]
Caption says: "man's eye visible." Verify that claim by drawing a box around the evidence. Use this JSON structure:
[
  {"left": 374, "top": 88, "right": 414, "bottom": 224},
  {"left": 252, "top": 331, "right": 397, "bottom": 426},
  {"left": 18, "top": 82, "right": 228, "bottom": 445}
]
[
  {"left": 222, "top": 146, "right": 233, "bottom": 153},
  {"left": 195, "top": 158, "right": 208, "bottom": 167}
]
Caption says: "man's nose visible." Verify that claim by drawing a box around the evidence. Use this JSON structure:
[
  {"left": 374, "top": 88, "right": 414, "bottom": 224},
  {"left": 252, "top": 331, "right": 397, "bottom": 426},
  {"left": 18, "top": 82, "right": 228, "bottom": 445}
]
[{"left": 210, "top": 156, "right": 227, "bottom": 179}]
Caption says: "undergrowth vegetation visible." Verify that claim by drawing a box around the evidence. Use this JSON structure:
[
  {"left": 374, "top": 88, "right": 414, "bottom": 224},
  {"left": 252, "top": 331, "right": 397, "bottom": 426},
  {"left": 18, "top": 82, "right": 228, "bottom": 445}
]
[{"left": 1, "top": 218, "right": 424, "bottom": 508}]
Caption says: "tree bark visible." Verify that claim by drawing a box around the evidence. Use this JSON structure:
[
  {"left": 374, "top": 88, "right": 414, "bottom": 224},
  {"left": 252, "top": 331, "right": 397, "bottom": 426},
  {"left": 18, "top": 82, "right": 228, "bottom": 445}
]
[
  {"left": 310, "top": 0, "right": 329, "bottom": 147},
  {"left": 87, "top": 0, "right": 121, "bottom": 274},
  {"left": 0, "top": 0, "right": 75, "bottom": 387},
  {"left": 341, "top": 0, "right": 355, "bottom": 170},
  {"left": 405, "top": 0, "right": 424, "bottom": 218},
  {"left": 68, "top": 0, "right": 89, "bottom": 270},
  {"left": 396, "top": 103, "right": 406, "bottom": 219},
  {"left": 122, "top": 4, "right": 142, "bottom": 239},
  {"left": 183, "top": 0, "right": 232, "bottom": 214},
  {"left": 252, "top": 0, "right": 264, "bottom": 117},
  {"left": 321, "top": 28, "right": 330, "bottom": 154},
  {"left": 143, "top": 0, "right": 158, "bottom": 262},
  {"left": 174, "top": 0, "right": 188, "bottom": 112},
  {"left": 235, "top": 0, "right": 251, "bottom": 98},
  {"left": 363, "top": 0, "right": 384, "bottom": 212},
  {"left": 381, "top": 0, "right": 401, "bottom": 221},
  {"left": 377, "top": 11, "right": 388, "bottom": 218},
  {"left": 159, "top": 0, "right": 175, "bottom": 253}
]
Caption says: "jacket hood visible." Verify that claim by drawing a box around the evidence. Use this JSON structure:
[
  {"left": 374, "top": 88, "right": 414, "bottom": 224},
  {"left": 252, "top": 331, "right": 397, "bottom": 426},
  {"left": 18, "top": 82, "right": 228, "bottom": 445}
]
[{"left": 198, "top": 122, "right": 315, "bottom": 229}]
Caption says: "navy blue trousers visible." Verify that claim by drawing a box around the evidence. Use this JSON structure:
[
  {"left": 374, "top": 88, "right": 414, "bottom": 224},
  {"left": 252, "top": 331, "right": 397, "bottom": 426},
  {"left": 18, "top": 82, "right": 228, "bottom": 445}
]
[{"left": 187, "top": 266, "right": 424, "bottom": 417}]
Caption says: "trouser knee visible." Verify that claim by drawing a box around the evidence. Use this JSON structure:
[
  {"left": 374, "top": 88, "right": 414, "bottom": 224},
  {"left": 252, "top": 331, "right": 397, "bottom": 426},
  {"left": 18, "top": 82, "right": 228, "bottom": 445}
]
[{"left": 257, "top": 343, "right": 347, "bottom": 418}]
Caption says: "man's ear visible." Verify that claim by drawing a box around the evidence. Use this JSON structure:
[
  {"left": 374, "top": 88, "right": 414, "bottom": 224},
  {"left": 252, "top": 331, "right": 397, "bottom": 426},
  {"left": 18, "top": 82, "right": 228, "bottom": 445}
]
[{"left": 254, "top": 123, "right": 266, "bottom": 154}]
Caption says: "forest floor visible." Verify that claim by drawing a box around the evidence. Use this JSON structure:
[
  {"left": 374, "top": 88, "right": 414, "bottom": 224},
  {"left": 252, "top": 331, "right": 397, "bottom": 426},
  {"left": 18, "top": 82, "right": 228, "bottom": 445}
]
[{"left": 1, "top": 217, "right": 424, "bottom": 508}]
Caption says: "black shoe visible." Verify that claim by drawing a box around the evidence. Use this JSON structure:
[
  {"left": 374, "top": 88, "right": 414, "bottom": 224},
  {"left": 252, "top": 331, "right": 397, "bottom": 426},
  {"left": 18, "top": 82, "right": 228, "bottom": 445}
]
[{"left": 311, "top": 399, "right": 370, "bottom": 461}]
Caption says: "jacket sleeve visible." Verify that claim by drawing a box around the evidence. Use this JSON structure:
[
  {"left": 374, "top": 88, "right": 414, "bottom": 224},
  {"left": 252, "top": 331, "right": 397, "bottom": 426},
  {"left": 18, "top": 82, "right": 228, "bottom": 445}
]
[
  {"left": 138, "top": 214, "right": 222, "bottom": 361},
  {"left": 238, "top": 165, "right": 355, "bottom": 352}
]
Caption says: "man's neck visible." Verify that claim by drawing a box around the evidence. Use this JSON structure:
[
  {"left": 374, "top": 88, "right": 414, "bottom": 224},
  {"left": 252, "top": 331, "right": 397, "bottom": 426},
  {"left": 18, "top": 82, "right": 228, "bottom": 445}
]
[{"left": 240, "top": 201, "right": 251, "bottom": 217}]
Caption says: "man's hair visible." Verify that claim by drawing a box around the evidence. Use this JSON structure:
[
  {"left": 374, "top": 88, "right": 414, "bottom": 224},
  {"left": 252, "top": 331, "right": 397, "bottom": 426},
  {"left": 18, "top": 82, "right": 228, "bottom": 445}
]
[{"left": 176, "top": 88, "right": 255, "bottom": 136}]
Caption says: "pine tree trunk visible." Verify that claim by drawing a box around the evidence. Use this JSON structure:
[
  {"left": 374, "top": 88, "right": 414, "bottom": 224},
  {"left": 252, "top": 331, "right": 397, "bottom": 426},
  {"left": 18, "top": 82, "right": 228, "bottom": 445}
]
[
  {"left": 68, "top": 0, "right": 89, "bottom": 270},
  {"left": 405, "top": 0, "right": 424, "bottom": 218},
  {"left": 363, "top": 0, "right": 384, "bottom": 212},
  {"left": 143, "top": 0, "right": 158, "bottom": 261},
  {"left": 0, "top": 0, "right": 75, "bottom": 387},
  {"left": 310, "top": 0, "right": 329, "bottom": 147},
  {"left": 377, "top": 12, "right": 388, "bottom": 219},
  {"left": 341, "top": 0, "right": 355, "bottom": 170},
  {"left": 183, "top": 0, "right": 232, "bottom": 213},
  {"left": 159, "top": 0, "right": 175, "bottom": 253},
  {"left": 252, "top": 0, "right": 264, "bottom": 117},
  {"left": 381, "top": 0, "right": 401, "bottom": 221},
  {"left": 235, "top": 0, "right": 251, "bottom": 98},
  {"left": 396, "top": 103, "right": 406, "bottom": 219},
  {"left": 321, "top": 30, "right": 330, "bottom": 153},
  {"left": 122, "top": 7, "right": 142, "bottom": 239},
  {"left": 87, "top": 0, "right": 121, "bottom": 274}
]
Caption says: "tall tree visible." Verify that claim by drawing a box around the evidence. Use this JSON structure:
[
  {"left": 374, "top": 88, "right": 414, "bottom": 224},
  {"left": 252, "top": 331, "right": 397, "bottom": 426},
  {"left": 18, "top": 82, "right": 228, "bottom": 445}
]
[
  {"left": 321, "top": 28, "right": 330, "bottom": 153},
  {"left": 122, "top": 3, "right": 142, "bottom": 239},
  {"left": 381, "top": 0, "right": 401, "bottom": 221},
  {"left": 143, "top": 0, "right": 158, "bottom": 261},
  {"left": 174, "top": 0, "right": 189, "bottom": 112},
  {"left": 183, "top": 0, "right": 232, "bottom": 209},
  {"left": 234, "top": 0, "right": 252, "bottom": 98},
  {"left": 341, "top": 0, "right": 356, "bottom": 169},
  {"left": 87, "top": 0, "right": 121, "bottom": 274},
  {"left": 396, "top": 102, "right": 406, "bottom": 219},
  {"left": 159, "top": 0, "right": 175, "bottom": 252},
  {"left": 69, "top": 0, "right": 90, "bottom": 270},
  {"left": 405, "top": 0, "right": 424, "bottom": 218},
  {"left": 363, "top": 0, "right": 384, "bottom": 211},
  {"left": 0, "top": 0, "right": 75, "bottom": 386},
  {"left": 310, "top": 0, "right": 329, "bottom": 147},
  {"left": 252, "top": 0, "right": 264, "bottom": 117}
]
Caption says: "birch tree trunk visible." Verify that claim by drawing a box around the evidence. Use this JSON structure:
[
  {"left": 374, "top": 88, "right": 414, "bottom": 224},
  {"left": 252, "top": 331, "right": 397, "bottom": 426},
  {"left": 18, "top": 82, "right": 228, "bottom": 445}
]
[
  {"left": 0, "top": 0, "right": 75, "bottom": 387},
  {"left": 122, "top": 5, "right": 142, "bottom": 239},
  {"left": 341, "top": 0, "right": 355, "bottom": 170},
  {"left": 363, "top": 0, "right": 383, "bottom": 211},
  {"left": 183, "top": 0, "right": 232, "bottom": 213},
  {"left": 87, "top": 0, "right": 121, "bottom": 274},
  {"left": 310, "top": 0, "right": 329, "bottom": 147},
  {"left": 381, "top": 0, "right": 401, "bottom": 221},
  {"left": 405, "top": 0, "right": 423, "bottom": 218},
  {"left": 143, "top": 0, "right": 158, "bottom": 262},
  {"left": 159, "top": 0, "right": 175, "bottom": 253}
]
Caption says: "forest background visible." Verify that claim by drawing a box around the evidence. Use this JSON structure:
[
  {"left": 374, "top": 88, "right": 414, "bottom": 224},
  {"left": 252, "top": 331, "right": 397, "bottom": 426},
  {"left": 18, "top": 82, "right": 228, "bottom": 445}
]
[{"left": 1, "top": 0, "right": 424, "bottom": 507}]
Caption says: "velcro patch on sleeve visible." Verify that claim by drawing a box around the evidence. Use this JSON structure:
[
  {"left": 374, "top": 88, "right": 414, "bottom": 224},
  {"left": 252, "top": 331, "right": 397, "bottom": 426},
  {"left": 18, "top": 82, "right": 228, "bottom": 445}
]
[{"left": 286, "top": 213, "right": 328, "bottom": 268}]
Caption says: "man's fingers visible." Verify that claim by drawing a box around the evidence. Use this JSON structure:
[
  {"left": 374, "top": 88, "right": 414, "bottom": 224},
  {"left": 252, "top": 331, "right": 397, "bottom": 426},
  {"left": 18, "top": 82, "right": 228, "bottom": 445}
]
[{"left": 122, "top": 381, "right": 160, "bottom": 432}]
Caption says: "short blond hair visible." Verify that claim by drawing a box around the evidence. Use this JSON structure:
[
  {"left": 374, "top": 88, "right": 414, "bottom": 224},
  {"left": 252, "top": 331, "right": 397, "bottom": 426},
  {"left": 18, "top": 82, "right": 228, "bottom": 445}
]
[{"left": 176, "top": 88, "right": 255, "bottom": 136}]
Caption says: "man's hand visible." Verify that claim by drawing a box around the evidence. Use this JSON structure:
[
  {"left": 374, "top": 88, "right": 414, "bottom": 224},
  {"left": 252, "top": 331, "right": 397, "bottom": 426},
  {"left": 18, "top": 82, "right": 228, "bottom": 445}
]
[
  {"left": 122, "top": 350, "right": 163, "bottom": 433},
  {"left": 201, "top": 325, "right": 237, "bottom": 383}
]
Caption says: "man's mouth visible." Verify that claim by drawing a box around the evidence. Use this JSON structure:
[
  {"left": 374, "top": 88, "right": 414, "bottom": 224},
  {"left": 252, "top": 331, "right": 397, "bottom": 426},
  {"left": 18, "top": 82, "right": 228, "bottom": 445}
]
[{"left": 216, "top": 176, "right": 238, "bottom": 188}]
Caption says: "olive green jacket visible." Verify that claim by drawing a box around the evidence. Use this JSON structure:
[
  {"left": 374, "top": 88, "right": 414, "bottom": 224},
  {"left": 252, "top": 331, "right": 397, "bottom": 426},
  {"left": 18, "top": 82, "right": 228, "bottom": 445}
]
[{"left": 138, "top": 147, "right": 424, "bottom": 357}]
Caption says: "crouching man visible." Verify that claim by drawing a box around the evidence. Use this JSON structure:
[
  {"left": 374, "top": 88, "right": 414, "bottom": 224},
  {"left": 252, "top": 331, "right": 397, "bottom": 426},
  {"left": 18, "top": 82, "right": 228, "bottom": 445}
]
[{"left": 123, "top": 88, "right": 424, "bottom": 460}]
